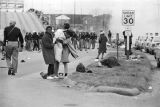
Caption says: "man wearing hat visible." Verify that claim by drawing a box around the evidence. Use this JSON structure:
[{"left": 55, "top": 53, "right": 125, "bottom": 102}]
[{"left": 3, "top": 20, "right": 24, "bottom": 75}]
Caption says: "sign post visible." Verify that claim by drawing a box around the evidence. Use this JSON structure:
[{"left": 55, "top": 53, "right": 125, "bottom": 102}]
[
  {"left": 116, "top": 33, "right": 119, "bottom": 61},
  {"left": 122, "top": 10, "right": 135, "bottom": 60},
  {"left": 125, "top": 30, "right": 132, "bottom": 59}
]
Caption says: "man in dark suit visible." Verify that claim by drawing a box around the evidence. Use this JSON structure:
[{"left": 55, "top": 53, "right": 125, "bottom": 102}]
[{"left": 3, "top": 20, "right": 24, "bottom": 75}]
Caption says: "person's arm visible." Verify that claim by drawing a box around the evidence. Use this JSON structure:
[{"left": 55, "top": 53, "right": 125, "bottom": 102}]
[
  {"left": 3, "top": 28, "right": 7, "bottom": 46},
  {"left": 18, "top": 29, "right": 24, "bottom": 48},
  {"left": 99, "top": 35, "right": 102, "bottom": 43}
]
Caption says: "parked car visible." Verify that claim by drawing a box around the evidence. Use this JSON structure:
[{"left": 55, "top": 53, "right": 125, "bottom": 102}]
[
  {"left": 154, "top": 46, "right": 160, "bottom": 67},
  {"left": 148, "top": 36, "right": 160, "bottom": 55},
  {"left": 144, "top": 35, "right": 154, "bottom": 53}
]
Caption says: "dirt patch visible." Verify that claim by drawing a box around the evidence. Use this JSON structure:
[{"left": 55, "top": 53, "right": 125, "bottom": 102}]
[{"left": 69, "top": 51, "right": 153, "bottom": 92}]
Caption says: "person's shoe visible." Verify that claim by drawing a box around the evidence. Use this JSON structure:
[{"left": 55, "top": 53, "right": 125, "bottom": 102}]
[
  {"left": 21, "top": 60, "right": 25, "bottom": 63},
  {"left": 11, "top": 72, "right": 15, "bottom": 76},
  {"left": 40, "top": 72, "right": 47, "bottom": 79},
  {"left": 8, "top": 69, "right": 12, "bottom": 75},
  {"left": 47, "top": 76, "right": 54, "bottom": 80},
  {"left": 1, "top": 57, "right": 5, "bottom": 60},
  {"left": 64, "top": 73, "right": 68, "bottom": 77},
  {"left": 95, "top": 57, "right": 99, "bottom": 59},
  {"left": 53, "top": 76, "right": 59, "bottom": 79}
]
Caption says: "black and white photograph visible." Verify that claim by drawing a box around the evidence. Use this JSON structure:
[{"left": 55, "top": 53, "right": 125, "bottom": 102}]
[{"left": 0, "top": 0, "right": 160, "bottom": 107}]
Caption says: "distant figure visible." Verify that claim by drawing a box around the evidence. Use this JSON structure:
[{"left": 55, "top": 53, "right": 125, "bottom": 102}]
[
  {"left": 96, "top": 30, "right": 108, "bottom": 59},
  {"left": 32, "top": 32, "right": 40, "bottom": 51},
  {"left": 108, "top": 30, "right": 112, "bottom": 44},
  {"left": 3, "top": 20, "right": 24, "bottom": 75},
  {"left": 90, "top": 32, "right": 97, "bottom": 49}
]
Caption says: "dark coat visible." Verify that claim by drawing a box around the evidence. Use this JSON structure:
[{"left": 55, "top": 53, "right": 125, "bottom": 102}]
[
  {"left": 3, "top": 26, "right": 24, "bottom": 46},
  {"left": 42, "top": 32, "right": 55, "bottom": 64},
  {"left": 98, "top": 34, "right": 108, "bottom": 53}
]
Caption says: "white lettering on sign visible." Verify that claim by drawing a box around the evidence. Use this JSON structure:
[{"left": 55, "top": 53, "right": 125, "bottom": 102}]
[{"left": 122, "top": 10, "right": 135, "bottom": 26}]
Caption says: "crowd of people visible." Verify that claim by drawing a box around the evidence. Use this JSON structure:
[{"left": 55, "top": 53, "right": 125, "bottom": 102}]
[
  {"left": 24, "top": 32, "right": 44, "bottom": 51},
  {"left": 70, "top": 31, "right": 97, "bottom": 51},
  {"left": 1, "top": 19, "right": 112, "bottom": 79},
  {"left": 24, "top": 30, "right": 98, "bottom": 52}
]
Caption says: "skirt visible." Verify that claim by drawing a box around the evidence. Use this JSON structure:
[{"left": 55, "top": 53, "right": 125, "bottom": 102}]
[{"left": 61, "top": 45, "right": 70, "bottom": 63}]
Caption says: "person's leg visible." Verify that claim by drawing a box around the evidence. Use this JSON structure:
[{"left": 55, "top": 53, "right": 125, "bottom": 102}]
[
  {"left": 54, "top": 61, "right": 59, "bottom": 76},
  {"left": 79, "top": 39, "right": 83, "bottom": 51},
  {"left": 63, "top": 62, "right": 68, "bottom": 77},
  {"left": 88, "top": 39, "right": 91, "bottom": 49},
  {"left": 101, "top": 53, "right": 104, "bottom": 59},
  {"left": 5, "top": 46, "right": 13, "bottom": 75},
  {"left": 85, "top": 40, "right": 87, "bottom": 51},
  {"left": 96, "top": 52, "right": 101, "bottom": 59},
  {"left": 93, "top": 40, "right": 95, "bottom": 49},
  {"left": 47, "top": 64, "right": 54, "bottom": 76},
  {"left": 12, "top": 47, "right": 19, "bottom": 74},
  {"left": 91, "top": 40, "right": 93, "bottom": 49},
  {"left": 33, "top": 43, "right": 35, "bottom": 51}
]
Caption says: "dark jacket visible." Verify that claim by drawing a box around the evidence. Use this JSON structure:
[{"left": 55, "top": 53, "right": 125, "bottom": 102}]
[
  {"left": 98, "top": 34, "right": 108, "bottom": 53},
  {"left": 3, "top": 26, "right": 24, "bottom": 47},
  {"left": 42, "top": 32, "right": 55, "bottom": 64}
]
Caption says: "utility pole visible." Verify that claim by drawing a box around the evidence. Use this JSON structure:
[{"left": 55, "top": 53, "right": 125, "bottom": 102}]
[
  {"left": 0, "top": 0, "right": 1, "bottom": 29},
  {"left": 103, "top": 14, "right": 104, "bottom": 30},
  {"left": 74, "top": 0, "right": 76, "bottom": 28}
]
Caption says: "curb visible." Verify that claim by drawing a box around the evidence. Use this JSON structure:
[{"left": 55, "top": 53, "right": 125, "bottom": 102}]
[{"left": 89, "top": 86, "right": 140, "bottom": 96}]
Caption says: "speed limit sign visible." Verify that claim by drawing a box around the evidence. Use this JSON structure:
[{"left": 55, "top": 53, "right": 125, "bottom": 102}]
[{"left": 122, "top": 10, "right": 135, "bottom": 26}]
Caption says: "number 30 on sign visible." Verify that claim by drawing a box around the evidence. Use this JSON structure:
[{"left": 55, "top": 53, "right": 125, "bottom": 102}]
[{"left": 122, "top": 10, "right": 135, "bottom": 26}]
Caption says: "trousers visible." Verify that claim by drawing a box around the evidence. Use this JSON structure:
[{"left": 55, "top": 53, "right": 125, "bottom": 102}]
[
  {"left": 5, "top": 42, "right": 19, "bottom": 73},
  {"left": 47, "top": 64, "right": 54, "bottom": 76}
]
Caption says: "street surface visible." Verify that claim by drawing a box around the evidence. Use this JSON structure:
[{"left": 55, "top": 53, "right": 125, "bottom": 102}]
[{"left": 0, "top": 48, "right": 160, "bottom": 107}]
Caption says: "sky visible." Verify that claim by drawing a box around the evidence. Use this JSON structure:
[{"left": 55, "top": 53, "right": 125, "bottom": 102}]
[{"left": 24, "top": 0, "right": 160, "bottom": 37}]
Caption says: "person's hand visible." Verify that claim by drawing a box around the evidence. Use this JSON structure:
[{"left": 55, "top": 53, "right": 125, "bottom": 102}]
[
  {"left": 2, "top": 46, "right": 6, "bottom": 51},
  {"left": 56, "top": 38, "right": 63, "bottom": 44},
  {"left": 63, "top": 38, "right": 71, "bottom": 44},
  {"left": 19, "top": 45, "right": 23, "bottom": 52}
]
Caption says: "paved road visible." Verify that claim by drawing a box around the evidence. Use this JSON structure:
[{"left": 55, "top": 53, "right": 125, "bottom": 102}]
[{"left": 0, "top": 48, "right": 160, "bottom": 107}]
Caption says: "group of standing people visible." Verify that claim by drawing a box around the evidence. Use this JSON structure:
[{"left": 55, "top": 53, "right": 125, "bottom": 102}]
[
  {"left": 41, "top": 23, "right": 78, "bottom": 79},
  {"left": 77, "top": 32, "right": 97, "bottom": 51},
  {"left": 24, "top": 32, "right": 44, "bottom": 51},
  {"left": 71, "top": 32, "right": 97, "bottom": 51}
]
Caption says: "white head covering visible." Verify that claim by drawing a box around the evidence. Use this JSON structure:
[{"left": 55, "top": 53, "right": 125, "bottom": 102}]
[{"left": 100, "top": 30, "right": 105, "bottom": 35}]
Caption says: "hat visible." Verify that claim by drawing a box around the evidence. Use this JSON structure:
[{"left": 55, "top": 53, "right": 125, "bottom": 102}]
[{"left": 100, "top": 30, "right": 105, "bottom": 34}]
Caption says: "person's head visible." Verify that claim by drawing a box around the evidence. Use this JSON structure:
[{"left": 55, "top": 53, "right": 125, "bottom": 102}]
[
  {"left": 100, "top": 30, "right": 105, "bottom": 35},
  {"left": 63, "top": 23, "right": 70, "bottom": 29},
  {"left": 9, "top": 20, "right": 16, "bottom": 27},
  {"left": 46, "top": 26, "right": 52, "bottom": 34}
]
